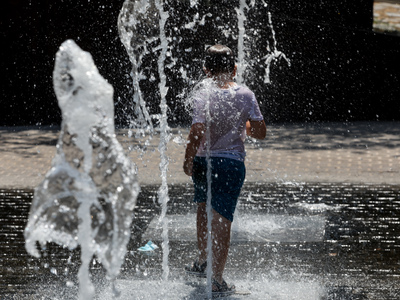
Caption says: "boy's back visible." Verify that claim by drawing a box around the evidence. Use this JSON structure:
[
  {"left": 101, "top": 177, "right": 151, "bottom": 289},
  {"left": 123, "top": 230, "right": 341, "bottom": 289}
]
[
  {"left": 183, "top": 44, "right": 266, "bottom": 296},
  {"left": 192, "top": 84, "right": 263, "bottom": 160}
]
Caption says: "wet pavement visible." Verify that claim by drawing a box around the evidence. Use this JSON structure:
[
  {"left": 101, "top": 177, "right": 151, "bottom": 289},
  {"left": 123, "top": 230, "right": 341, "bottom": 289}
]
[
  {"left": 0, "top": 122, "right": 400, "bottom": 299},
  {"left": 1, "top": 122, "right": 399, "bottom": 188}
]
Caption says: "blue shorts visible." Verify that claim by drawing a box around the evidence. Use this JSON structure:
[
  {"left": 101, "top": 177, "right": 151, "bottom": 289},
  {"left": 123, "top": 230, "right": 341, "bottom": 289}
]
[{"left": 192, "top": 156, "right": 246, "bottom": 222}]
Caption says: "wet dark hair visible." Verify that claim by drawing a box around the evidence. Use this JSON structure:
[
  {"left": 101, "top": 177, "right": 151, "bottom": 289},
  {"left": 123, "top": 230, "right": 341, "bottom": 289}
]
[{"left": 204, "top": 44, "right": 235, "bottom": 75}]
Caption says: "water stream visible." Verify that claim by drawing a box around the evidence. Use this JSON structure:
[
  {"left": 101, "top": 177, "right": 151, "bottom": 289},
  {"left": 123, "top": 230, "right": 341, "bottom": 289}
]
[
  {"left": 154, "top": 0, "right": 171, "bottom": 282},
  {"left": 23, "top": 40, "right": 140, "bottom": 299},
  {"left": 22, "top": 0, "right": 294, "bottom": 298},
  {"left": 204, "top": 83, "right": 213, "bottom": 299}
]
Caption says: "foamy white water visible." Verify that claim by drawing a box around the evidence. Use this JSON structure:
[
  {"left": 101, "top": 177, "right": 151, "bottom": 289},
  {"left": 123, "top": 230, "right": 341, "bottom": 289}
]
[{"left": 24, "top": 40, "right": 140, "bottom": 299}]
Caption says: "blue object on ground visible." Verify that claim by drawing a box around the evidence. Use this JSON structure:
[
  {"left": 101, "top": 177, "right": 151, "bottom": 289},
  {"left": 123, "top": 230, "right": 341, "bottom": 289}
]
[{"left": 138, "top": 241, "right": 159, "bottom": 252}]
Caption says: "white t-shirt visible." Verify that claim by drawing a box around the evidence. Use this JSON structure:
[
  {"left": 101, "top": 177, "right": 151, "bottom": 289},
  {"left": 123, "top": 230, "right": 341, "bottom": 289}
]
[{"left": 192, "top": 83, "right": 264, "bottom": 161}]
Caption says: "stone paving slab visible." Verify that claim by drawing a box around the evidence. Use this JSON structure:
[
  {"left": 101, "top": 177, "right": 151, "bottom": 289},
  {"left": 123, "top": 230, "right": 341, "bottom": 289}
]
[
  {"left": 26, "top": 276, "right": 326, "bottom": 300},
  {"left": 0, "top": 122, "right": 399, "bottom": 189},
  {"left": 96, "top": 278, "right": 325, "bottom": 300},
  {"left": 374, "top": 1, "right": 400, "bottom": 34}
]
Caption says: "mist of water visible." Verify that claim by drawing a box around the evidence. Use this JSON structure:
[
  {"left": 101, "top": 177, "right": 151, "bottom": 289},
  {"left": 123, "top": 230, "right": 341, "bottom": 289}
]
[
  {"left": 23, "top": 1, "right": 292, "bottom": 299},
  {"left": 24, "top": 40, "right": 140, "bottom": 300},
  {"left": 117, "top": 1, "right": 290, "bottom": 298}
]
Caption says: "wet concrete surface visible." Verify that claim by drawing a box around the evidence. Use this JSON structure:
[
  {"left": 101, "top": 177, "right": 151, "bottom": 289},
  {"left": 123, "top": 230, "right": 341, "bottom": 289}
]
[
  {"left": 1, "top": 183, "right": 400, "bottom": 299},
  {"left": 0, "top": 122, "right": 399, "bottom": 188},
  {"left": 0, "top": 122, "right": 399, "bottom": 299}
]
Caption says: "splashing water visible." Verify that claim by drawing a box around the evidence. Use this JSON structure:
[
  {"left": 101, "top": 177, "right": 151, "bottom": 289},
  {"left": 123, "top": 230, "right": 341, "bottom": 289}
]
[
  {"left": 154, "top": 0, "right": 171, "bottom": 281},
  {"left": 118, "top": 1, "right": 290, "bottom": 298},
  {"left": 263, "top": 11, "right": 291, "bottom": 83},
  {"left": 118, "top": 0, "right": 158, "bottom": 135},
  {"left": 24, "top": 40, "right": 140, "bottom": 300},
  {"left": 119, "top": 0, "right": 172, "bottom": 281},
  {"left": 118, "top": 0, "right": 290, "bottom": 125},
  {"left": 21, "top": 1, "right": 292, "bottom": 299},
  {"left": 236, "top": 0, "right": 255, "bottom": 85},
  {"left": 204, "top": 80, "right": 214, "bottom": 299}
]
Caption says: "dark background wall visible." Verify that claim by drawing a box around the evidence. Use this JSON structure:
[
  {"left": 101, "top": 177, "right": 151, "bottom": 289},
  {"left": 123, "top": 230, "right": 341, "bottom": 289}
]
[
  {"left": 263, "top": 0, "right": 400, "bottom": 123},
  {"left": 1, "top": 0, "right": 131, "bottom": 126},
  {"left": 1, "top": 0, "right": 399, "bottom": 126}
]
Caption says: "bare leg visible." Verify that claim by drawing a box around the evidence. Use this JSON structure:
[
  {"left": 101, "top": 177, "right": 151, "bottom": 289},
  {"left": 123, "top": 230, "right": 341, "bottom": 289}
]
[
  {"left": 211, "top": 210, "right": 232, "bottom": 284},
  {"left": 197, "top": 204, "right": 232, "bottom": 285},
  {"left": 196, "top": 203, "right": 208, "bottom": 263}
]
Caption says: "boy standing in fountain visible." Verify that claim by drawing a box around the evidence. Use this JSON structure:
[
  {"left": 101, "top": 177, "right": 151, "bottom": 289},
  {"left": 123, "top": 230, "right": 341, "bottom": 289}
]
[{"left": 183, "top": 44, "right": 266, "bottom": 296}]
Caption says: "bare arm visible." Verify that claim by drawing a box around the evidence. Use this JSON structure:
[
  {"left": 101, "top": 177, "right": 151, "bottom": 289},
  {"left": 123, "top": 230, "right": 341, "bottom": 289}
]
[
  {"left": 246, "top": 120, "right": 267, "bottom": 139},
  {"left": 183, "top": 123, "right": 205, "bottom": 176}
]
